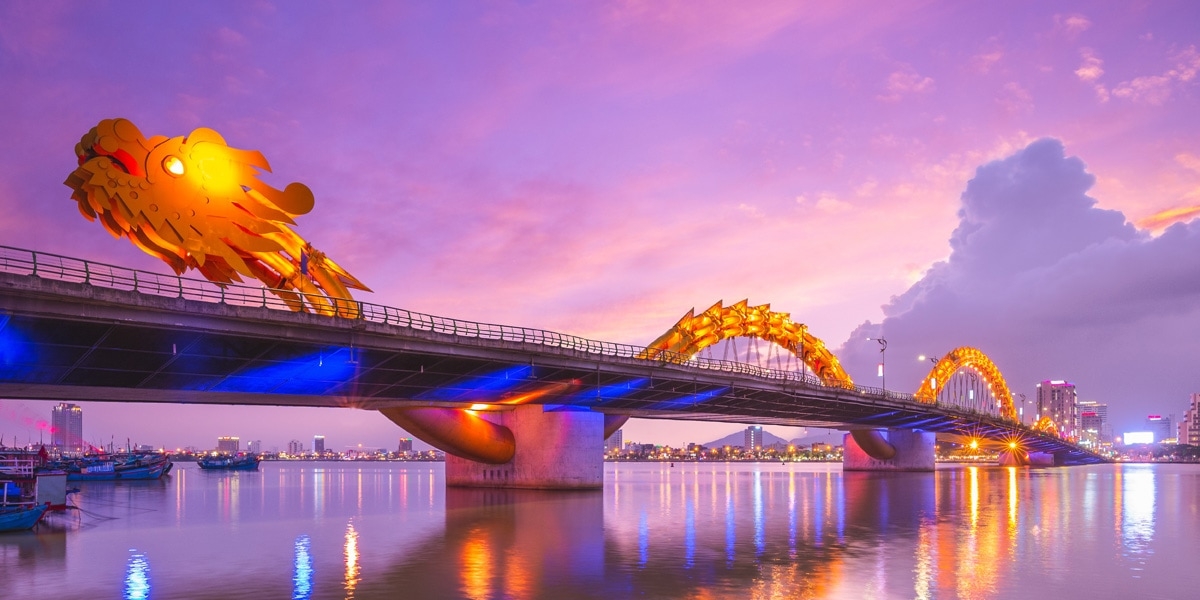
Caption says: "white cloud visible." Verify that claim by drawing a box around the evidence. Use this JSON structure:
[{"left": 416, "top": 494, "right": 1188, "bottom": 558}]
[
  {"left": 1054, "top": 13, "right": 1092, "bottom": 38},
  {"left": 1112, "top": 46, "right": 1200, "bottom": 105},
  {"left": 878, "top": 66, "right": 934, "bottom": 102},
  {"left": 1074, "top": 48, "right": 1104, "bottom": 81}
]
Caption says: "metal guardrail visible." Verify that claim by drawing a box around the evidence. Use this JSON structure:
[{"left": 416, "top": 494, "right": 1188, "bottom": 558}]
[{"left": 0, "top": 244, "right": 1039, "bottom": 415}]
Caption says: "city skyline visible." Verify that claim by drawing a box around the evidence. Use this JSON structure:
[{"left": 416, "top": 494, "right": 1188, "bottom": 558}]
[{"left": 1, "top": 2, "right": 1198, "bottom": 448}]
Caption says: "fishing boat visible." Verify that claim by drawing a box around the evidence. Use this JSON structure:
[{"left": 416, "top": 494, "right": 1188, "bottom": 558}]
[
  {"left": 56, "top": 453, "right": 172, "bottom": 481},
  {"left": 197, "top": 453, "right": 261, "bottom": 471},
  {"left": 0, "top": 503, "right": 48, "bottom": 533}
]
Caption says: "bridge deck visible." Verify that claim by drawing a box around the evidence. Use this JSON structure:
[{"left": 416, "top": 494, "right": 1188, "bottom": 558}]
[{"left": 0, "top": 248, "right": 1107, "bottom": 465}]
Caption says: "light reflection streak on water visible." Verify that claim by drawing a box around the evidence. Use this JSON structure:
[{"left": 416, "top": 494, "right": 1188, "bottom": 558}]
[
  {"left": 429, "top": 470, "right": 434, "bottom": 509},
  {"left": 1008, "top": 467, "right": 1018, "bottom": 533},
  {"left": 460, "top": 528, "right": 491, "bottom": 598},
  {"left": 399, "top": 472, "right": 407, "bottom": 508},
  {"left": 638, "top": 510, "right": 649, "bottom": 567},
  {"left": 293, "top": 535, "right": 313, "bottom": 600},
  {"left": 685, "top": 497, "right": 695, "bottom": 568},
  {"left": 914, "top": 522, "right": 933, "bottom": 600},
  {"left": 344, "top": 521, "right": 360, "bottom": 598},
  {"left": 725, "top": 469, "right": 735, "bottom": 565},
  {"left": 1121, "top": 466, "right": 1156, "bottom": 569},
  {"left": 175, "top": 469, "right": 184, "bottom": 526},
  {"left": 357, "top": 471, "right": 363, "bottom": 513},
  {"left": 814, "top": 473, "right": 824, "bottom": 546},
  {"left": 788, "top": 471, "right": 797, "bottom": 558},
  {"left": 753, "top": 469, "right": 765, "bottom": 558},
  {"left": 314, "top": 469, "right": 324, "bottom": 517},
  {"left": 124, "top": 550, "right": 150, "bottom": 600},
  {"left": 968, "top": 467, "right": 979, "bottom": 528},
  {"left": 835, "top": 474, "right": 844, "bottom": 543}
]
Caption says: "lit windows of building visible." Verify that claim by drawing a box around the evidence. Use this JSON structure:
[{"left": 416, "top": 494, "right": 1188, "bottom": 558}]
[
  {"left": 1037, "top": 380, "right": 1079, "bottom": 440},
  {"left": 1180, "top": 394, "right": 1200, "bottom": 446},
  {"left": 398, "top": 438, "right": 413, "bottom": 453},
  {"left": 1145, "top": 415, "right": 1174, "bottom": 444},
  {"left": 605, "top": 429, "right": 623, "bottom": 453},
  {"left": 313, "top": 435, "right": 325, "bottom": 455},
  {"left": 745, "top": 426, "right": 763, "bottom": 451},
  {"left": 51, "top": 403, "right": 84, "bottom": 453},
  {"left": 217, "top": 436, "right": 240, "bottom": 453}
]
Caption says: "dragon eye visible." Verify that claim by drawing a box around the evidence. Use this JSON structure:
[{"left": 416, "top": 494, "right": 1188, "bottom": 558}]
[{"left": 163, "top": 155, "right": 185, "bottom": 177}]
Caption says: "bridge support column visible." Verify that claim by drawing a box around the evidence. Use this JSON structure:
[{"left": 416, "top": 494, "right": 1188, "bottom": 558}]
[
  {"left": 843, "top": 429, "right": 935, "bottom": 472},
  {"left": 446, "top": 405, "right": 604, "bottom": 490}
]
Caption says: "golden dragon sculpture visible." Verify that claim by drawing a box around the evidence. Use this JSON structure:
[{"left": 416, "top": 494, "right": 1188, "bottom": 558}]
[{"left": 65, "top": 118, "right": 369, "bottom": 317}]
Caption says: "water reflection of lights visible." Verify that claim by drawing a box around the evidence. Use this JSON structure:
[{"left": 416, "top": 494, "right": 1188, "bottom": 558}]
[
  {"left": 638, "top": 511, "right": 650, "bottom": 567},
  {"left": 1121, "top": 466, "right": 1156, "bottom": 565},
  {"left": 124, "top": 549, "right": 150, "bottom": 600},
  {"left": 460, "top": 528, "right": 492, "bottom": 598},
  {"left": 344, "top": 521, "right": 360, "bottom": 598},
  {"left": 753, "top": 469, "right": 765, "bottom": 558},
  {"left": 293, "top": 534, "right": 314, "bottom": 600},
  {"left": 684, "top": 499, "right": 695, "bottom": 568}
]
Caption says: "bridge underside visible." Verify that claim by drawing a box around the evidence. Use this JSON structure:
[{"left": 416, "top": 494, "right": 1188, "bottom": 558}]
[{"left": 0, "top": 273, "right": 1105, "bottom": 466}]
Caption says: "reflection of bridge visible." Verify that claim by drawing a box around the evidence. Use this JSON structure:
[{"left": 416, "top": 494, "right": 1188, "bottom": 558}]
[{"left": 0, "top": 247, "right": 1106, "bottom": 487}]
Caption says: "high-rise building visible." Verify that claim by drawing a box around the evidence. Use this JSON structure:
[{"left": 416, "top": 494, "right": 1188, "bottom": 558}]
[
  {"left": 51, "top": 403, "right": 84, "bottom": 453},
  {"left": 1145, "top": 415, "right": 1173, "bottom": 443},
  {"left": 1078, "top": 400, "right": 1110, "bottom": 446},
  {"left": 287, "top": 440, "right": 304, "bottom": 455},
  {"left": 745, "top": 426, "right": 763, "bottom": 450},
  {"left": 247, "top": 440, "right": 262, "bottom": 454},
  {"left": 313, "top": 435, "right": 325, "bottom": 455},
  {"left": 398, "top": 438, "right": 413, "bottom": 453},
  {"left": 605, "top": 429, "right": 623, "bottom": 453},
  {"left": 1037, "top": 380, "right": 1078, "bottom": 440},
  {"left": 217, "top": 436, "right": 240, "bottom": 453},
  {"left": 1181, "top": 394, "right": 1200, "bottom": 446}
]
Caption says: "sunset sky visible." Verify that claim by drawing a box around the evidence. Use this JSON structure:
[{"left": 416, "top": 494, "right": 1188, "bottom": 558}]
[{"left": 1, "top": 1, "right": 1198, "bottom": 451}]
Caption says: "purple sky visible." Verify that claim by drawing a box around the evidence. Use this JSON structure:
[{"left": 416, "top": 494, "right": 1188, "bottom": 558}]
[{"left": 1, "top": 1, "right": 1198, "bottom": 451}]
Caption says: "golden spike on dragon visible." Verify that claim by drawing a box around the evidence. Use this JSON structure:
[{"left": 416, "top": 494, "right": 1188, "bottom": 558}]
[{"left": 65, "top": 118, "right": 370, "bottom": 317}]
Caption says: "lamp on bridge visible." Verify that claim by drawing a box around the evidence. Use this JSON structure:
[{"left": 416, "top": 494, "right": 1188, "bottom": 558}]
[
  {"left": 867, "top": 337, "right": 887, "bottom": 393},
  {"left": 919, "top": 354, "right": 938, "bottom": 391}
]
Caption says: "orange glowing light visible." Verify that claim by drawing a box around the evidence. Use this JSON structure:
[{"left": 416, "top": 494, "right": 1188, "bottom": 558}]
[{"left": 469, "top": 403, "right": 491, "bottom": 411}]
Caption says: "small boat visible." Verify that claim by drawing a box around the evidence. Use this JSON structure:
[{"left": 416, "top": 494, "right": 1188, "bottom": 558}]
[
  {"left": 197, "top": 453, "right": 261, "bottom": 471},
  {"left": 56, "top": 453, "right": 172, "bottom": 481},
  {"left": 0, "top": 503, "right": 48, "bottom": 533}
]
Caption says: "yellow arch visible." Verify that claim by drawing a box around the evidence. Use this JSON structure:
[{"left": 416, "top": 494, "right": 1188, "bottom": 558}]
[
  {"left": 640, "top": 300, "right": 854, "bottom": 389},
  {"left": 1032, "top": 416, "right": 1060, "bottom": 437},
  {"left": 914, "top": 347, "right": 1018, "bottom": 421}
]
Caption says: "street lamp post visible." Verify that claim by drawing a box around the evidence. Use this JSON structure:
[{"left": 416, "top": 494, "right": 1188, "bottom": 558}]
[{"left": 868, "top": 337, "right": 887, "bottom": 393}]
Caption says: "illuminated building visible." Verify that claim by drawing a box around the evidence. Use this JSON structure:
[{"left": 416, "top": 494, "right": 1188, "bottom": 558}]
[
  {"left": 605, "top": 429, "right": 623, "bottom": 453},
  {"left": 247, "top": 440, "right": 262, "bottom": 453},
  {"left": 745, "top": 426, "right": 763, "bottom": 450},
  {"left": 398, "top": 438, "right": 413, "bottom": 453},
  {"left": 287, "top": 440, "right": 304, "bottom": 455},
  {"left": 51, "top": 403, "right": 84, "bottom": 453},
  {"left": 1078, "top": 401, "right": 1109, "bottom": 446},
  {"left": 1180, "top": 394, "right": 1200, "bottom": 446},
  {"left": 1036, "top": 380, "right": 1078, "bottom": 440},
  {"left": 1145, "top": 415, "right": 1173, "bottom": 443},
  {"left": 313, "top": 435, "right": 325, "bottom": 455},
  {"left": 217, "top": 436, "right": 240, "bottom": 453}
]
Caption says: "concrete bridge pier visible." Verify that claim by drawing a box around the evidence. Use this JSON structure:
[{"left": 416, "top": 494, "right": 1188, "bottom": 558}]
[
  {"left": 444, "top": 405, "right": 606, "bottom": 490},
  {"left": 843, "top": 429, "right": 936, "bottom": 472}
]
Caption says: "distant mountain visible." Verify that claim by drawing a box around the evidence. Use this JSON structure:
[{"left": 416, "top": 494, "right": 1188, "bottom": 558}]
[
  {"left": 703, "top": 428, "right": 792, "bottom": 449},
  {"left": 702, "top": 427, "right": 844, "bottom": 449}
]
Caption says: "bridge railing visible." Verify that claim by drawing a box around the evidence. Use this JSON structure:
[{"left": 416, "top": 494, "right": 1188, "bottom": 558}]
[{"left": 2, "top": 245, "right": 931, "bottom": 402}]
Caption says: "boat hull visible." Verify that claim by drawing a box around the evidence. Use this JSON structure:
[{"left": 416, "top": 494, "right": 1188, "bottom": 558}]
[
  {"left": 66, "top": 462, "right": 170, "bottom": 481},
  {"left": 0, "top": 504, "right": 47, "bottom": 532}
]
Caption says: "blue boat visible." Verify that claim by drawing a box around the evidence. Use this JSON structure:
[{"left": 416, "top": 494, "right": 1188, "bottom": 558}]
[
  {"left": 197, "top": 453, "right": 261, "bottom": 470},
  {"left": 0, "top": 503, "right": 47, "bottom": 533},
  {"left": 58, "top": 453, "right": 172, "bottom": 481}
]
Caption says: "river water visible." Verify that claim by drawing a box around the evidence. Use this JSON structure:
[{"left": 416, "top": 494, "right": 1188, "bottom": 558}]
[{"left": 1, "top": 461, "right": 1197, "bottom": 599}]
